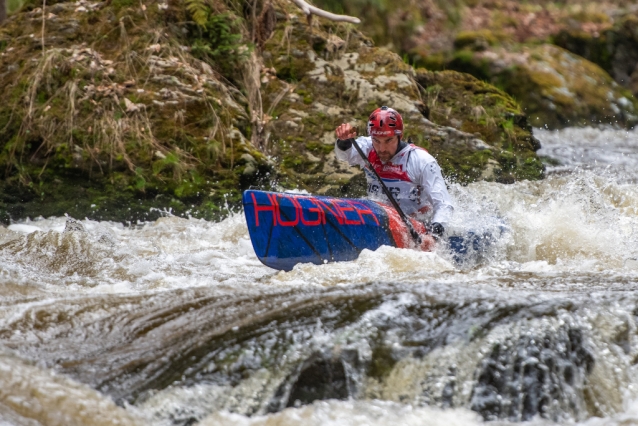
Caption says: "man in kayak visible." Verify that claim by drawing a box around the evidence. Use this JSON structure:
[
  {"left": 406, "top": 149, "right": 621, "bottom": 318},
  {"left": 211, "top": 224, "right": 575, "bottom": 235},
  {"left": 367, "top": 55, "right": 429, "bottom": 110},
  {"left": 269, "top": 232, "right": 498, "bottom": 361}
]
[{"left": 335, "top": 106, "right": 454, "bottom": 237}]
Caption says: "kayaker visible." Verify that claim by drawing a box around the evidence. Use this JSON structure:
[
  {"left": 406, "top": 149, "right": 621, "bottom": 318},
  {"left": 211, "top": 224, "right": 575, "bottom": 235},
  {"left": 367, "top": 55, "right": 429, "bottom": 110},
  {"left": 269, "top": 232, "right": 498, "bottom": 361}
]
[{"left": 335, "top": 106, "right": 454, "bottom": 237}]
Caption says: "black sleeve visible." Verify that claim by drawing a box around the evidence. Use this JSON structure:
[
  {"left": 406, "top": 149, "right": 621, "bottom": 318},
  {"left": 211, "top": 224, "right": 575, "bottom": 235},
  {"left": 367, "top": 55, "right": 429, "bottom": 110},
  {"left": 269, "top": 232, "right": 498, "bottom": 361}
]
[{"left": 336, "top": 138, "right": 353, "bottom": 151}]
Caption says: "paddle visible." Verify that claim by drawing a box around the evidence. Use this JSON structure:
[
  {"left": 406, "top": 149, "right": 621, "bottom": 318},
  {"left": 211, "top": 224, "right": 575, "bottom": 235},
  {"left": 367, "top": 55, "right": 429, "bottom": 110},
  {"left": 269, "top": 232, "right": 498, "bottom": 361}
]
[{"left": 347, "top": 138, "right": 423, "bottom": 246}]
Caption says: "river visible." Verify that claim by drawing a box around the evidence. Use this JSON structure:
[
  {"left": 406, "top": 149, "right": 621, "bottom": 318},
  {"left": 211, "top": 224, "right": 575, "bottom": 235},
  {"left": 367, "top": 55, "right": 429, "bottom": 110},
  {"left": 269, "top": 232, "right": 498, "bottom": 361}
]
[{"left": 0, "top": 127, "right": 637, "bottom": 426}]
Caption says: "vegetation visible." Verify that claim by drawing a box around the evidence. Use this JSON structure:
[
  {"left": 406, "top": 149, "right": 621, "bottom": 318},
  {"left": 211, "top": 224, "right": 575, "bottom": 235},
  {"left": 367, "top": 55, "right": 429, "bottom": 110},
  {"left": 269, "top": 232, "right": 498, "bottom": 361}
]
[
  {"left": 310, "top": 0, "right": 638, "bottom": 130},
  {"left": 415, "top": 70, "right": 543, "bottom": 183},
  {"left": 446, "top": 45, "right": 638, "bottom": 129},
  {"left": 0, "top": 0, "right": 544, "bottom": 223}
]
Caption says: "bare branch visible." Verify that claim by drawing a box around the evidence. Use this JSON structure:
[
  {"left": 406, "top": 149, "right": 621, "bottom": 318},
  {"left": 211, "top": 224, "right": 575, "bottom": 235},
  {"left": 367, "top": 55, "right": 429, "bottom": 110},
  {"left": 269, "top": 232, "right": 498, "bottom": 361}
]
[{"left": 289, "top": 0, "right": 360, "bottom": 24}]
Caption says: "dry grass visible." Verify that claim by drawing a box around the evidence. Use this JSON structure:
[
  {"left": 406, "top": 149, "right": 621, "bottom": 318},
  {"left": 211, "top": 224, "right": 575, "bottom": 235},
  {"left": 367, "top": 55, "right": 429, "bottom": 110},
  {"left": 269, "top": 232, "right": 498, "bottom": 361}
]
[
  {"left": 242, "top": 50, "right": 265, "bottom": 149},
  {"left": 3, "top": 0, "right": 255, "bottom": 183},
  {"left": 17, "top": 46, "right": 158, "bottom": 174}
]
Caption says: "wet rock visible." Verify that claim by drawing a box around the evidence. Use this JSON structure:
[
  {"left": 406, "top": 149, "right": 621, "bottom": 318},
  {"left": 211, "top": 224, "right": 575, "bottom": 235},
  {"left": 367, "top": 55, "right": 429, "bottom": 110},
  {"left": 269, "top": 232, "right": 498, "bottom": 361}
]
[
  {"left": 470, "top": 327, "right": 594, "bottom": 422},
  {"left": 285, "top": 356, "right": 349, "bottom": 407},
  {"left": 64, "top": 218, "right": 86, "bottom": 233}
]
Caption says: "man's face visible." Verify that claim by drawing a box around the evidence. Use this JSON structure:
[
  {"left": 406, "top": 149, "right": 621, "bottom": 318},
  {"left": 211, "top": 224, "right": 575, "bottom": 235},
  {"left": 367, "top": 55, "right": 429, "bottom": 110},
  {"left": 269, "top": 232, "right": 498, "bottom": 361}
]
[{"left": 372, "top": 135, "right": 399, "bottom": 163}]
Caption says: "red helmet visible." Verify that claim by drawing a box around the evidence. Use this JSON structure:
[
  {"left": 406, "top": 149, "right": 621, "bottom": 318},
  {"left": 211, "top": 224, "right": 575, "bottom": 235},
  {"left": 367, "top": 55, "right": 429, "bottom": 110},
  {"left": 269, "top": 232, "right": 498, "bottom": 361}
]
[{"left": 367, "top": 106, "right": 403, "bottom": 137}]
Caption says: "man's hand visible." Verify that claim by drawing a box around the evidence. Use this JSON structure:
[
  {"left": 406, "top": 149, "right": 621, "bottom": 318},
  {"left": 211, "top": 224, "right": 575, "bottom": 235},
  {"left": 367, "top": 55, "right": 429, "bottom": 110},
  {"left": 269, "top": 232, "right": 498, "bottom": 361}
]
[
  {"left": 335, "top": 123, "right": 357, "bottom": 141},
  {"left": 429, "top": 222, "right": 444, "bottom": 238}
]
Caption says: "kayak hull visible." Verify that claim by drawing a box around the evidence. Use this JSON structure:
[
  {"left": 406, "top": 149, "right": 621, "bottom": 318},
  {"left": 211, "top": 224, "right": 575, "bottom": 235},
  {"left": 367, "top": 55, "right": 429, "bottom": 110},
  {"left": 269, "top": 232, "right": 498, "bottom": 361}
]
[{"left": 243, "top": 190, "right": 435, "bottom": 271}]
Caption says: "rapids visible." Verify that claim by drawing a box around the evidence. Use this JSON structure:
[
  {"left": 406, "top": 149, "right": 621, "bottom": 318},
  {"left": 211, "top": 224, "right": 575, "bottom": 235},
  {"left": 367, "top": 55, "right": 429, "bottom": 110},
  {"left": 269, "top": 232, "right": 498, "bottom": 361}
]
[{"left": 0, "top": 127, "right": 637, "bottom": 425}]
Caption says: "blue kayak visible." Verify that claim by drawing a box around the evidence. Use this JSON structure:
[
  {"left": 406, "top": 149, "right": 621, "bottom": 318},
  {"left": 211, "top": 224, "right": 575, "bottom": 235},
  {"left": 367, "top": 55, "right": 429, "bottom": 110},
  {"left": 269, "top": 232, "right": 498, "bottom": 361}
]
[
  {"left": 243, "top": 190, "right": 437, "bottom": 271},
  {"left": 243, "top": 190, "right": 505, "bottom": 271}
]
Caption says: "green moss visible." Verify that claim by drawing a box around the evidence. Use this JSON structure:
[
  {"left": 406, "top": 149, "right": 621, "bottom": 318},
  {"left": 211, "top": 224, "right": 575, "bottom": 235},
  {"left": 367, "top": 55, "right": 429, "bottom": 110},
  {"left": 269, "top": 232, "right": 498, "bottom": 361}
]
[
  {"left": 448, "top": 50, "right": 492, "bottom": 82},
  {"left": 444, "top": 44, "right": 638, "bottom": 129},
  {"left": 110, "top": 0, "right": 135, "bottom": 12},
  {"left": 7, "top": 0, "right": 27, "bottom": 13},
  {"left": 527, "top": 69, "right": 563, "bottom": 95},
  {"left": 567, "top": 10, "right": 611, "bottom": 25},
  {"left": 408, "top": 47, "right": 443, "bottom": 70},
  {"left": 454, "top": 30, "right": 502, "bottom": 51},
  {"left": 0, "top": 0, "right": 549, "bottom": 222},
  {"left": 414, "top": 68, "right": 543, "bottom": 182},
  {"left": 517, "top": 155, "right": 545, "bottom": 181},
  {"left": 275, "top": 56, "right": 315, "bottom": 83},
  {"left": 435, "top": 149, "right": 493, "bottom": 184}
]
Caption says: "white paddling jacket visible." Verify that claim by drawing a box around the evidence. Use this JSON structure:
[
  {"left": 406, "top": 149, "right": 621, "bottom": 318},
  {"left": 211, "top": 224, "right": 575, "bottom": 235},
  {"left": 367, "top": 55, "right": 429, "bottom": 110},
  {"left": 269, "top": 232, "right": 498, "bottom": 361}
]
[{"left": 335, "top": 136, "right": 454, "bottom": 227}]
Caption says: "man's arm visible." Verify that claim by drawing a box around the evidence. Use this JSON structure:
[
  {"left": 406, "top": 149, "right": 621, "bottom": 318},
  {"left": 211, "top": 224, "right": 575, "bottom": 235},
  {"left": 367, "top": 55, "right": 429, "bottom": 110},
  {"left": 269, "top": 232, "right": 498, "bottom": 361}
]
[
  {"left": 334, "top": 123, "right": 372, "bottom": 167},
  {"left": 334, "top": 136, "right": 373, "bottom": 167}
]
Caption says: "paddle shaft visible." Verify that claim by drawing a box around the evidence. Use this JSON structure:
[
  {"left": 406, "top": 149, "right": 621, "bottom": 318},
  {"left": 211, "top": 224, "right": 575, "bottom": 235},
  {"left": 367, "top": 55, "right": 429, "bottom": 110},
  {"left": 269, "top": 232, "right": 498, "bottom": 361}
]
[{"left": 348, "top": 138, "right": 422, "bottom": 245}]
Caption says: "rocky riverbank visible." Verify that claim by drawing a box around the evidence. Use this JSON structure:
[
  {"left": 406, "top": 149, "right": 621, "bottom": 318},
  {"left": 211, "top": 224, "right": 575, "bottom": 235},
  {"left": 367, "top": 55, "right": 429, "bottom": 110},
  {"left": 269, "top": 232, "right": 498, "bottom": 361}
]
[
  {"left": 313, "top": 0, "right": 638, "bottom": 130},
  {"left": 0, "top": 0, "right": 542, "bottom": 222}
]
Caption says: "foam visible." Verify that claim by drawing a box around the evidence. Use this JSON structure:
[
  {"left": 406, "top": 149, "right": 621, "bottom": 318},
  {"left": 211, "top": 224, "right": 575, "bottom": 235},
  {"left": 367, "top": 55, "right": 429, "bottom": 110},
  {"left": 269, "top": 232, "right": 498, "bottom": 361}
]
[
  {"left": 200, "top": 400, "right": 483, "bottom": 426},
  {"left": 271, "top": 245, "right": 455, "bottom": 287}
]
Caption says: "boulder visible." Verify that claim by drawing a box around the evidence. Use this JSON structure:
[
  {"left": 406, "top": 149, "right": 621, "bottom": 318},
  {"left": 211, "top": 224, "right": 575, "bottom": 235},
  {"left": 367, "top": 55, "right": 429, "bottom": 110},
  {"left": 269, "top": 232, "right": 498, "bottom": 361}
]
[
  {"left": 554, "top": 13, "right": 638, "bottom": 97},
  {"left": 0, "top": 0, "right": 544, "bottom": 222},
  {"left": 447, "top": 44, "right": 638, "bottom": 129},
  {"left": 261, "top": 18, "right": 542, "bottom": 189},
  {"left": 307, "top": 0, "right": 638, "bottom": 130}
]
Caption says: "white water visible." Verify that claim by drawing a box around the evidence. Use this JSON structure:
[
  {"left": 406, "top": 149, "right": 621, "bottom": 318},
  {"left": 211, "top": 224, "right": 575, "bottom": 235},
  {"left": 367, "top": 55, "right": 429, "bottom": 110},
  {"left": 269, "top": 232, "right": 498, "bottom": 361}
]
[{"left": 0, "top": 127, "right": 637, "bottom": 425}]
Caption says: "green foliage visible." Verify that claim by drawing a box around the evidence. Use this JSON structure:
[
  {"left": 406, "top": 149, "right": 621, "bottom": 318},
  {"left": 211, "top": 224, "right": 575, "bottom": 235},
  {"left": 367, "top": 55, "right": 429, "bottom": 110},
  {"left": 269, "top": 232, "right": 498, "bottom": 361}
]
[
  {"left": 185, "top": 0, "right": 209, "bottom": 26},
  {"left": 501, "top": 119, "right": 514, "bottom": 131},
  {"left": 190, "top": 12, "right": 251, "bottom": 79},
  {"left": 133, "top": 167, "right": 146, "bottom": 192},
  {"left": 152, "top": 152, "right": 189, "bottom": 183},
  {"left": 202, "top": 139, "right": 222, "bottom": 163}
]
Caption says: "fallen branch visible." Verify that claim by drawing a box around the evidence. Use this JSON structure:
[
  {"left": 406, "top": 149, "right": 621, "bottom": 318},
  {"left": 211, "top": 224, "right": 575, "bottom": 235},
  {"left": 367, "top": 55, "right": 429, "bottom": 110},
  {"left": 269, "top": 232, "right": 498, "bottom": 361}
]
[{"left": 289, "top": 0, "right": 360, "bottom": 24}]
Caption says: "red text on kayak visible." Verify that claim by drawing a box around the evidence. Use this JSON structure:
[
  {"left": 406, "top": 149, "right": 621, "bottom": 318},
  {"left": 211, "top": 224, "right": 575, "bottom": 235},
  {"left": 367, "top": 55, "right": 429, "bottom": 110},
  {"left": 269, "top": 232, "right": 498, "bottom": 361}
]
[{"left": 251, "top": 193, "right": 380, "bottom": 227}]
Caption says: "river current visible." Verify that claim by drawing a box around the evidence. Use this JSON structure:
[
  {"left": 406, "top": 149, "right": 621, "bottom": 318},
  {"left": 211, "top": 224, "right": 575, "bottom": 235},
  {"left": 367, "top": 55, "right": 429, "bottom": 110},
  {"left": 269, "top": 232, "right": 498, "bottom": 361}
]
[{"left": 0, "top": 127, "right": 637, "bottom": 426}]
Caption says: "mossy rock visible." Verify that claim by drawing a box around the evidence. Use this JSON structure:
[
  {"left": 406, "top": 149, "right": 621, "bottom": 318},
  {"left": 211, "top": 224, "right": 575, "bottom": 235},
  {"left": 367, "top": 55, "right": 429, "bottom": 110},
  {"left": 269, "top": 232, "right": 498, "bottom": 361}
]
[
  {"left": 447, "top": 44, "right": 638, "bottom": 129},
  {"left": 261, "top": 17, "right": 543, "bottom": 186},
  {"left": 554, "top": 13, "right": 638, "bottom": 97},
  {"left": 0, "top": 0, "right": 545, "bottom": 222},
  {"left": 414, "top": 69, "right": 542, "bottom": 182},
  {"left": 454, "top": 30, "right": 506, "bottom": 51},
  {"left": 0, "top": 0, "right": 276, "bottom": 222}
]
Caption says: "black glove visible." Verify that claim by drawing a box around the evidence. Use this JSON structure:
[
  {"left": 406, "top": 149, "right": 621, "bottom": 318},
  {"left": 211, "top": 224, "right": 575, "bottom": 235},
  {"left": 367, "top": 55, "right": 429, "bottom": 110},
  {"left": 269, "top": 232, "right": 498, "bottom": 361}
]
[
  {"left": 336, "top": 138, "right": 353, "bottom": 151},
  {"left": 429, "top": 222, "right": 444, "bottom": 238}
]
